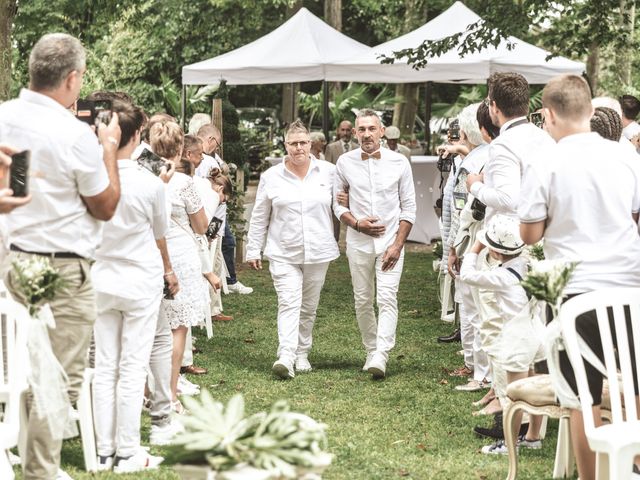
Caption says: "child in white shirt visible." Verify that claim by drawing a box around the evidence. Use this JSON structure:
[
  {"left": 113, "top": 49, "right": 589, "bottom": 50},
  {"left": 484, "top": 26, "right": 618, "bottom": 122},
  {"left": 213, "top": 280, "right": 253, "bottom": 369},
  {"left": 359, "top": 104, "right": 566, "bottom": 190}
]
[{"left": 460, "top": 214, "right": 545, "bottom": 455}]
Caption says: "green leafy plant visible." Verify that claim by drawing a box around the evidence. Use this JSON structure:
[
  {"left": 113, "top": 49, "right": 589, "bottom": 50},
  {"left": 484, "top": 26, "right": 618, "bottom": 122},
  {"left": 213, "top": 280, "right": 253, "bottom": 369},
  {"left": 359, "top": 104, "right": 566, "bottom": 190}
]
[
  {"left": 12, "top": 256, "right": 66, "bottom": 315},
  {"left": 155, "top": 73, "right": 218, "bottom": 124},
  {"left": 168, "top": 391, "right": 332, "bottom": 479},
  {"left": 526, "top": 242, "right": 545, "bottom": 261}
]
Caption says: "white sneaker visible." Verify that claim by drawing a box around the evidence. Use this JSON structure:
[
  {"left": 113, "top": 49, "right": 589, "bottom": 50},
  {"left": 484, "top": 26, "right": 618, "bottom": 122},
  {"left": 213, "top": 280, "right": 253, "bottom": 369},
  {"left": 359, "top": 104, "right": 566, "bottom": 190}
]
[
  {"left": 272, "top": 357, "right": 295, "bottom": 379},
  {"left": 113, "top": 448, "right": 163, "bottom": 473},
  {"left": 367, "top": 352, "right": 387, "bottom": 379},
  {"left": 55, "top": 469, "right": 74, "bottom": 480},
  {"left": 295, "top": 355, "right": 312, "bottom": 372},
  {"left": 97, "top": 454, "right": 115, "bottom": 471},
  {"left": 177, "top": 374, "right": 200, "bottom": 396},
  {"left": 150, "top": 420, "right": 184, "bottom": 446},
  {"left": 227, "top": 281, "right": 253, "bottom": 294},
  {"left": 362, "top": 352, "right": 376, "bottom": 371}
]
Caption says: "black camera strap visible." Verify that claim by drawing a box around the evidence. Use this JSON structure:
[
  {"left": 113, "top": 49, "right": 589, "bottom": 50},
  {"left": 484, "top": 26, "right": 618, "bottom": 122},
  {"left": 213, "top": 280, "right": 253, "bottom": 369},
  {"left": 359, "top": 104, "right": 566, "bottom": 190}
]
[{"left": 504, "top": 118, "right": 529, "bottom": 131}]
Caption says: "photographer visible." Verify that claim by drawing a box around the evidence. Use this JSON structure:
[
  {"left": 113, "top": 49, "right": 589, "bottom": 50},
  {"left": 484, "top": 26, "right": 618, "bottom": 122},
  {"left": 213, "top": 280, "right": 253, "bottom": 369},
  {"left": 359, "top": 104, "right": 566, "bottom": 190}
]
[{"left": 0, "top": 33, "right": 121, "bottom": 479}]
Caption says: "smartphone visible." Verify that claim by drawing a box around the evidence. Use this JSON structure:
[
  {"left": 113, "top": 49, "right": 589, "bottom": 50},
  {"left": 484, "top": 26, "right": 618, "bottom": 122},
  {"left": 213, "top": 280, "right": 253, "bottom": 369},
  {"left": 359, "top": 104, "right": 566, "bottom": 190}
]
[
  {"left": 137, "top": 148, "right": 169, "bottom": 176},
  {"left": 94, "top": 100, "right": 112, "bottom": 127},
  {"left": 163, "top": 279, "right": 174, "bottom": 300},
  {"left": 9, "top": 150, "right": 30, "bottom": 197},
  {"left": 529, "top": 112, "right": 544, "bottom": 128},
  {"left": 75, "top": 99, "right": 95, "bottom": 126}
]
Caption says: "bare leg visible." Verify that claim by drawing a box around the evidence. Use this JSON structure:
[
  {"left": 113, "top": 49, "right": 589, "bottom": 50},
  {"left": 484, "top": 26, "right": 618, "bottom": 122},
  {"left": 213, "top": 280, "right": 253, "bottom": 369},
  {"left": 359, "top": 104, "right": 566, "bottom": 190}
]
[
  {"left": 570, "top": 406, "right": 602, "bottom": 480},
  {"left": 170, "top": 326, "right": 188, "bottom": 402},
  {"left": 505, "top": 370, "right": 544, "bottom": 440}
]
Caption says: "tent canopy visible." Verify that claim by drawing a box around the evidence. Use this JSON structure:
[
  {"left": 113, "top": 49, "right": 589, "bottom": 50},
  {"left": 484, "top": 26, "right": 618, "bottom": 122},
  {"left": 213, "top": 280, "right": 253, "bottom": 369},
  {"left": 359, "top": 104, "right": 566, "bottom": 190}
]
[
  {"left": 182, "top": 7, "right": 370, "bottom": 86},
  {"left": 325, "top": 1, "right": 585, "bottom": 84}
]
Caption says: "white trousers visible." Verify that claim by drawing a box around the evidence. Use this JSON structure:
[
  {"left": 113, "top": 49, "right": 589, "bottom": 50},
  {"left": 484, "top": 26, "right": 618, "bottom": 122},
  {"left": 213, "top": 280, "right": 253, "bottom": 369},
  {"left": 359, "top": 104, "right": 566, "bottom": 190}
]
[
  {"left": 346, "top": 247, "right": 405, "bottom": 359},
  {"left": 93, "top": 291, "right": 161, "bottom": 457},
  {"left": 455, "top": 279, "right": 474, "bottom": 371},
  {"left": 459, "top": 280, "right": 491, "bottom": 382},
  {"left": 269, "top": 260, "right": 330, "bottom": 360}
]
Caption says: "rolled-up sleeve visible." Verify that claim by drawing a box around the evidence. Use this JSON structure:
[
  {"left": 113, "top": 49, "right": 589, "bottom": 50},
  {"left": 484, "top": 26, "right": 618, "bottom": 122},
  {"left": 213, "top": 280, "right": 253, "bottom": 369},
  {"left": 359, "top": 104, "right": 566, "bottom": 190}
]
[
  {"left": 333, "top": 158, "right": 350, "bottom": 220},
  {"left": 398, "top": 159, "right": 416, "bottom": 224},
  {"left": 245, "top": 176, "right": 271, "bottom": 261}
]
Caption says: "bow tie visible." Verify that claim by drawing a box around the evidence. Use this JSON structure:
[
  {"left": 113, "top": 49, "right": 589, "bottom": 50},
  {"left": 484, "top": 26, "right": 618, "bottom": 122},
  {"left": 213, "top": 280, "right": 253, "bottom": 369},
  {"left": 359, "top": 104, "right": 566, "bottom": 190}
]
[{"left": 361, "top": 151, "right": 381, "bottom": 160}]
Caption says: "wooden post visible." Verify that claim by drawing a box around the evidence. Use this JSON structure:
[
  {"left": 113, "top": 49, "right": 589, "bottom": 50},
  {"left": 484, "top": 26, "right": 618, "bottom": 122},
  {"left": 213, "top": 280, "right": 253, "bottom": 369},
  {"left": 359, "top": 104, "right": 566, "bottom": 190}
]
[
  {"left": 212, "top": 98, "right": 223, "bottom": 158},
  {"left": 424, "top": 81, "right": 433, "bottom": 154}
]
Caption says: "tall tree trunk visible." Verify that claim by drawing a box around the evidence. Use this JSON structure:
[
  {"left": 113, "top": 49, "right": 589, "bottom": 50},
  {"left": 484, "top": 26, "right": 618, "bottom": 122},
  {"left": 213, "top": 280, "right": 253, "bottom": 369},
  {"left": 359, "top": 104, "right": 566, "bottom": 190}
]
[
  {"left": 281, "top": 0, "right": 303, "bottom": 124},
  {"left": 0, "top": 0, "right": 17, "bottom": 101},
  {"left": 586, "top": 42, "right": 600, "bottom": 94},
  {"left": 393, "top": 0, "right": 427, "bottom": 137},
  {"left": 324, "top": 0, "right": 342, "bottom": 98},
  {"left": 616, "top": 0, "right": 635, "bottom": 88}
]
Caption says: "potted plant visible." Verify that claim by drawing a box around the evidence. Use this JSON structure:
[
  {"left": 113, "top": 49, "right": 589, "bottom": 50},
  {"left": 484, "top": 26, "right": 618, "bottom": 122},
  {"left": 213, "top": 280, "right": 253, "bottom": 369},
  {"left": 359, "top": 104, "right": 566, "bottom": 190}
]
[{"left": 168, "top": 391, "right": 333, "bottom": 480}]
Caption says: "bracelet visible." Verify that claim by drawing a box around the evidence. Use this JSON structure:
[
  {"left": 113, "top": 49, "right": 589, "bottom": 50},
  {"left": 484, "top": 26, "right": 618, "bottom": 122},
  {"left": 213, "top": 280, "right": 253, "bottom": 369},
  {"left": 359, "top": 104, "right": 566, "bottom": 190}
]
[
  {"left": 163, "top": 271, "right": 175, "bottom": 277},
  {"left": 355, "top": 219, "right": 360, "bottom": 232}
]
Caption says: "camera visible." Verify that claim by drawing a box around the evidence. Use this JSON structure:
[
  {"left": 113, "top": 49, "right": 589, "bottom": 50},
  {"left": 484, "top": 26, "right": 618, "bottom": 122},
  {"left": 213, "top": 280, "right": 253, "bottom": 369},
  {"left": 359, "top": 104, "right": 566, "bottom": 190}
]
[
  {"left": 470, "top": 197, "right": 486, "bottom": 221},
  {"left": 529, "top": 111, "right": 544, "bottom": 129},
  {"left": 137, "top": 148, "right": 169, "bottom": 176},
  {"left": 437, "top": 152, "right": 454, "bottom": 173}
]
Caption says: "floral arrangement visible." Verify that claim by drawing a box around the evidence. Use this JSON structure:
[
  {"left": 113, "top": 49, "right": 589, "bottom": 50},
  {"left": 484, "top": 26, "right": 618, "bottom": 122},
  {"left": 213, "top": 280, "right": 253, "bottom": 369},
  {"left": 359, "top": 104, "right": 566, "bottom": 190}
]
[
  {"left": 12, "top": 256, "right": 66, "bottom": 315},
  {"left": 526, "top": 242, "right": 545, "bottom": 261},
  {"left": 168, "top": 391, "right": 333, "bottom": 479},
  {"left": 432, "top": 241, "right": 443, "bottom": 260},
  {"left": 521, "top": 259, "right": 578, "bottom": 318}
]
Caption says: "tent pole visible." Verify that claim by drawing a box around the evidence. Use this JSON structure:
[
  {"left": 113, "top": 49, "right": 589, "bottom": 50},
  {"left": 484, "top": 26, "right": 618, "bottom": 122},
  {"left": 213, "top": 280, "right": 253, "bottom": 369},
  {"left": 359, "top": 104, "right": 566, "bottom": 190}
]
[
  {"left": 322, "top": 80, "right": 329, "bottom": 143},
  {"left": 424, "top": 81, "right": 433, "bottom": 154},
  {"left": 181, "top": 84, "right": 187, "bottom": 130}
]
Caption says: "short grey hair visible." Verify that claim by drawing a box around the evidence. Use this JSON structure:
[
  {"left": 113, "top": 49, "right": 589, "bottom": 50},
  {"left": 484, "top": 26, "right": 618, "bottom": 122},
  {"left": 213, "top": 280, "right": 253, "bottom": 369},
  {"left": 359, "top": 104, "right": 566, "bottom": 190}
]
[
  {"left": 284, "top": 119, "right": 309, "bottom": 141},
  {"left": 188, "top": 113, "right": 211, "bottom": 135},
  {"left": 457, "top": 103, "right": 485, "bottom": 146},
  {"left": 29, "top": 33, "right": 86, "bottom": 91},
  {"left": 355, "top": 108, "right": 381, "bottom": 126},
  {"left": 310, "top": 131, "right": 325, "bottom": 142}
]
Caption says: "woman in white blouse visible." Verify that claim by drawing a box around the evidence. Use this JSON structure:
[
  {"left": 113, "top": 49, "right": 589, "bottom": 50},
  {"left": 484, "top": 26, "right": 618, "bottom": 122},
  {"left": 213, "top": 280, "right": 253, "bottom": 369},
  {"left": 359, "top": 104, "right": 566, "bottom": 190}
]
[{"left": 246, "top": 120, "right": 339, "bottom": 379}]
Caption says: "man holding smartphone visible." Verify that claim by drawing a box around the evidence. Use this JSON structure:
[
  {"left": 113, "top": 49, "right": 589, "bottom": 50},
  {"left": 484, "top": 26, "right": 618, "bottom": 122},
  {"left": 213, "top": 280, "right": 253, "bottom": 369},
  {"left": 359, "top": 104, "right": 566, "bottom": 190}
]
[{"left": 0, "top": 33, "right": 121, "bottom": 480}]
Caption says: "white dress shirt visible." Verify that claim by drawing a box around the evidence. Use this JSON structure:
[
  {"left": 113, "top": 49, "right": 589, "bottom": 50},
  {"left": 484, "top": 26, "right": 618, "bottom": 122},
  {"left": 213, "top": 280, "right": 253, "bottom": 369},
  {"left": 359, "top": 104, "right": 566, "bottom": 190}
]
[
  {"left": 461, "top": 253, "right": 528, "bottom": 322},
  {"left": 469, "top": 118, "right": 554, "bottom": 223},
  {"left": 196, "top": 154, "right": 227, "bottom": 220},
  {"left": 246, "top": 156, "right": 339, "bottom": 264},
  {"left": 93, "top": 160, "right": 168, "bottom": 300},
  {"left": 333, "top": 147, "right": 416, "bottom": 255},
  {"left": 0, "top": 89, "right": 110, "bottom": 258},
  {"left": 519, "top": 132, "right": 640, "bottom": 293}
]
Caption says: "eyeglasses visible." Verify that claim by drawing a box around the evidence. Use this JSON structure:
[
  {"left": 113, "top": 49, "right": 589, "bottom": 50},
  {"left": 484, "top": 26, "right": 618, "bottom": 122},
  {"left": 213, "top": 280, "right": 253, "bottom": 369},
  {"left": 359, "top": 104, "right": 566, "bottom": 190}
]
[
  {"left": 208, "top": 136, "right": 222, "bottom": 149},
  {"left": 286, "top": 140, "right": 310, "bottom": 148}
]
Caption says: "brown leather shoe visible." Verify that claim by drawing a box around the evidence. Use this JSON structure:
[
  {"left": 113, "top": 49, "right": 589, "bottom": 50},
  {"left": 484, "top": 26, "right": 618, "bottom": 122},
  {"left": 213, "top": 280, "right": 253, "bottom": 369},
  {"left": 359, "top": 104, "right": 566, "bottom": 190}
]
[
  {"left": 180, "top": 365, "right": 207, "bottom": 375},
  {"left": 212, "top": 313, "right": 234, "bottom": 321},
  {"left": 192, "top": 346, "right": 202, "bottom": 354},
  {"left": 449, "top": 365, "right": 473, "bottom": 377}
]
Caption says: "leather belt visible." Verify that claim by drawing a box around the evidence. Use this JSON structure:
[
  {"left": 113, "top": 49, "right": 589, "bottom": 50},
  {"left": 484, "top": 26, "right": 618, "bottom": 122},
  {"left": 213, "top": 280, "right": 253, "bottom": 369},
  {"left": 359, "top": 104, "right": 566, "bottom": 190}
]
[{"left": 10, "top": 244, "right": 84, "bottom": 259}]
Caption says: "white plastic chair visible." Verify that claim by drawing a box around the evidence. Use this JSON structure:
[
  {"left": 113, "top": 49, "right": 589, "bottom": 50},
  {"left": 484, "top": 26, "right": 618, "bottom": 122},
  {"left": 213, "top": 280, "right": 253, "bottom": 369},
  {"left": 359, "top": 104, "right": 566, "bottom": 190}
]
[
  {"left": 0, "top": 297, "right": 29, "bottom": 480},
  {"left": 77, "top": 367, "right": 97, "bottom": 472},
  {"left": 559, "top": 287, "right": 640, "bottom": 480}
]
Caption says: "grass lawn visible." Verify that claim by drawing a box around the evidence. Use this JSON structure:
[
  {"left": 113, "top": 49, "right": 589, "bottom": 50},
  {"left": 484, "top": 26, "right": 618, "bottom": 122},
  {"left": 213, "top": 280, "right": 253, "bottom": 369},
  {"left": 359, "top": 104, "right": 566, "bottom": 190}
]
[{"left": 19, "top": 250, "right": 573, "bottom": 479}]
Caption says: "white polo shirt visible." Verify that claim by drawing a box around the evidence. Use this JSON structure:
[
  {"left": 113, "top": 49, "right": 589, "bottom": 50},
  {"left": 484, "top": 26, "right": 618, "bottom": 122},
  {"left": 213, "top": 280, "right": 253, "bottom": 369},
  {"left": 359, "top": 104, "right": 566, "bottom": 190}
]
[
  {"left": 470, "top": 118, "right": 554, "bottom": 223},
  {"left": 246, "top": 156, "right": 339, "bottom": 264},
  {"left": 93, "top": 160, "right": 168, "bottom": 300},
  {"left": 0, "top": 89, "right": 109, "bottom": 258},
  {"left": 519, "top": 132, "right": 640, "bottom": 293},
  {"left": 333, "top": 147, "right": 416, "bottom": 255}
]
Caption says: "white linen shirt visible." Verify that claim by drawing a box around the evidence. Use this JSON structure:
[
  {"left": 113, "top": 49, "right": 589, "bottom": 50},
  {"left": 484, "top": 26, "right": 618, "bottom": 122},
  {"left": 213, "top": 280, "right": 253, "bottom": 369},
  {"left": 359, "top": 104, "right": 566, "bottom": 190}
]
[
  {"left": 519, "top": 132, "right": 640, "bottom": 293},
  {"left": 461, "top": 253, "right": 528, "bottom": 322},
  {"left": 93, "top": 160, "right": 168, "bottom": 300},
  {"left": 246, "top": 156, "right": 339, "bottom": 264},
  {"left": 0, "top": 89, "right": 109, "bottom": 258},
  {"left": 333, "top": 147, "right": 416, "bottom": 255},
  {"left": 470, "top": 118, "right": 554, "bottom": 223}
]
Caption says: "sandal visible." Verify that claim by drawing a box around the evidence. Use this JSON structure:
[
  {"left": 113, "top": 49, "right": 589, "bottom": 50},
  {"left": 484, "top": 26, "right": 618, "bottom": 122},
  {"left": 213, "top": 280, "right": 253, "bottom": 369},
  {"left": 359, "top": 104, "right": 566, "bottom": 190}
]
[
  {"left": 449, "top": 366, "right": 473, "bottom": 377},
  {"left": 472, "top": 385, "right": 495, "bottom": 407},
  {"left": 171, "top": 400, "right": 186, "bottom": 415},
  {"left": 473, "top": 398, "right": 502, "bottom": 417}
]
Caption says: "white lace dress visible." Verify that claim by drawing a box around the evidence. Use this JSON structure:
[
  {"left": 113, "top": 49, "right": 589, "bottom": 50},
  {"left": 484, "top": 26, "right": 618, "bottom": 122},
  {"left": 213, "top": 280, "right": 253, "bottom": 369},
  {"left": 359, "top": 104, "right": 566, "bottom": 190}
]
[{"left": 162, "top": 172, "right": 208, "bottom": 329}]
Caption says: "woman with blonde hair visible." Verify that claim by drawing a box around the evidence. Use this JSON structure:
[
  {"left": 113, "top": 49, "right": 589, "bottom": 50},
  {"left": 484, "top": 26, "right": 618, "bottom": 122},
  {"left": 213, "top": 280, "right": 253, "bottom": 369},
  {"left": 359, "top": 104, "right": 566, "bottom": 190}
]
[{"left": 152, "top": 121, "right": 208, "bottom": 413}]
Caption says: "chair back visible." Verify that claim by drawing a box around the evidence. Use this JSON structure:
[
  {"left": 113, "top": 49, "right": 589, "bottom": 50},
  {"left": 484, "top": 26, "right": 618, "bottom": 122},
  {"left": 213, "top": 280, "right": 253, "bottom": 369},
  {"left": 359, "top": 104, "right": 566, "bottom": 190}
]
[
  {"left": 559, "top": 287, "right": 640, "bottom": 435},
  {"left": 0, "top": 284, "right": 29, "bottom": 447}
]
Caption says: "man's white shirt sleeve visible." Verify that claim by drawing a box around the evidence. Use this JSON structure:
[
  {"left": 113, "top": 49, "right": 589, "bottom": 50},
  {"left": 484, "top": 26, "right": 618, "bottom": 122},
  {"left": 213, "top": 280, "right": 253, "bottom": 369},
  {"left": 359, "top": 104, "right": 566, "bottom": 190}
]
[
  {"left": 72, "top": 130, "right": 110, "bottom": 197},
  {"left": 246, "top": 175, "right": 271, "bottom": 260}
]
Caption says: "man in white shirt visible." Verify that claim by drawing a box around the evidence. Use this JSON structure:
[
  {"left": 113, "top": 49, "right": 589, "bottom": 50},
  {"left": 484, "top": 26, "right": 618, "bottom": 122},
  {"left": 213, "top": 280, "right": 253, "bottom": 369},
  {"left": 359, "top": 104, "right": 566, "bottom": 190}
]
[
  {"left": 620, "top": 94, "right": 640, "bottom": 150},
  {"left": 92, "top": 100, "right": 169, "bottom": 473},
  {"left": 519, "top": 74, "right": 640, "bottom": 480},
  {"left": 0, "top": 33, "right": 122, "bottom": 479},
  {"left": 334, "top": 109, "right": 416, "bottom": 379},
  {"left": 466, "top": 72, "right": 554, "bottom": 222}
]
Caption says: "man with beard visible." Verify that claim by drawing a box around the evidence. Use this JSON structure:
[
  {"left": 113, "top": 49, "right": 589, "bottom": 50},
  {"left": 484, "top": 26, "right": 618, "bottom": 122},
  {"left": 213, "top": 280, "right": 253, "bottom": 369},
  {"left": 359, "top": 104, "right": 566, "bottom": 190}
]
[{"left": 333, "top": 109, "right": 416, "bottom": 379}]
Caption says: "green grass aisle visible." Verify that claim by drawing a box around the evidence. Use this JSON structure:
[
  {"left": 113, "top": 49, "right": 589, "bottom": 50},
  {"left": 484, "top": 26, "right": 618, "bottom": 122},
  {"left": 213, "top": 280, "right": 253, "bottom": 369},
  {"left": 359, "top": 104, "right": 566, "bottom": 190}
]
[{"left": 38, "top": 251, "right": 568, "bottom": 479}]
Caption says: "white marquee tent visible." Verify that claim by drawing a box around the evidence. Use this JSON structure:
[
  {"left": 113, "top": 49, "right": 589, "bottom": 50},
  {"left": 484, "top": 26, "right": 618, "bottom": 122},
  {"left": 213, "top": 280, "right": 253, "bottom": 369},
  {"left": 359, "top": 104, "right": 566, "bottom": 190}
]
[
  {"left": 182, "top": 7, "right": 370, "bottom": 86},
  {"left": 325, "top": 1, "right": 585, "bottom": 84}
]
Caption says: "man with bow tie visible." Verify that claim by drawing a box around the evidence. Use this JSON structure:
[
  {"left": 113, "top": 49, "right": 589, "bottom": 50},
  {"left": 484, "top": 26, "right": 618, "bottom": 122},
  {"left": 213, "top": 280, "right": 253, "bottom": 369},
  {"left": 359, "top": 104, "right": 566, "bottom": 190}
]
[{"left": 333, "top": 109, "right": 416, "bottom": 379}]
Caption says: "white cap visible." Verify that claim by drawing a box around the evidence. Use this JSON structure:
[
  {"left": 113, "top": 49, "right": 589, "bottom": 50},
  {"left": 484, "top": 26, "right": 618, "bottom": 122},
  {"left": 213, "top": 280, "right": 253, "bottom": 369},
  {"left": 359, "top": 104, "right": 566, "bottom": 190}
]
[
  {"left": 385, "top": 125, "right": 401, "bottom": 140},
  {"left": 477, "top": 214, "right": 525, "bottom": 255}
]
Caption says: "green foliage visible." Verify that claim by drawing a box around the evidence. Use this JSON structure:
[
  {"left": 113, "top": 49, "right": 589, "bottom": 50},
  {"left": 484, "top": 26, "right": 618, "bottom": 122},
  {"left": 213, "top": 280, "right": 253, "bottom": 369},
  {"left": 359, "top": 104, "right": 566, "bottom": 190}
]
[
  {"left": 432, "top": 241, "right": 443, "bottom": 260},
  {"left": 298, "top": 83, "right": 400, "bottom": 130},
  {"left": 521, "top": 260, "right": 578, "bottom": 317}
]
